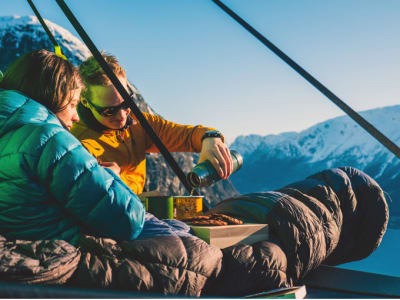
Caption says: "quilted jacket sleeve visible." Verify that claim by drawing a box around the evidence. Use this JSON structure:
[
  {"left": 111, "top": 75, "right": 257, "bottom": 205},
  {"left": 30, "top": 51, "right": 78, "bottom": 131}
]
[{"left": 36, "top": 125, "right": 145, "bottom": 241}]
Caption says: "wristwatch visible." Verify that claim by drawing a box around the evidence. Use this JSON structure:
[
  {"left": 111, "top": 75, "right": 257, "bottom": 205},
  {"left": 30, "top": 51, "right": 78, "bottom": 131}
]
[{"left": 201, "top": 130, "right": 223, "bottom": 142}]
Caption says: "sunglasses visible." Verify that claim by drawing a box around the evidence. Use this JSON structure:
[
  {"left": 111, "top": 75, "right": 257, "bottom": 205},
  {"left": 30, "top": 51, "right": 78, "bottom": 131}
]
[{"left": 87, "top": 98, "right": 131, "bottom": 117}]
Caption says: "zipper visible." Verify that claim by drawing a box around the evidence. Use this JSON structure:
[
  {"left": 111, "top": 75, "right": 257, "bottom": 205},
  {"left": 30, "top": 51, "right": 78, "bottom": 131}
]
[{"left": 116, "top": 129, "right": 133, "bottom": 163}]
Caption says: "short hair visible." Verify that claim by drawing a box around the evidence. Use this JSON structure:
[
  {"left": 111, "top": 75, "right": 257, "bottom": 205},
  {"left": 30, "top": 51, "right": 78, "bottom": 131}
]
[
  {"left": 0, "top": 49, "right": 82, "bottom": 113},
  {"left": 79, "top": 53, "right": 126, "bottom": 101}
]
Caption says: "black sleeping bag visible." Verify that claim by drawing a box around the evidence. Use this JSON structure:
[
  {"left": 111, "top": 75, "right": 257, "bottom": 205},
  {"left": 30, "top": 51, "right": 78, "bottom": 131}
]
[
  {"left": 0, "top": 167, "right": 388, "bottom": 297},
  {"left": 206, "top": 167, "right": 388, "bottom": 295}
]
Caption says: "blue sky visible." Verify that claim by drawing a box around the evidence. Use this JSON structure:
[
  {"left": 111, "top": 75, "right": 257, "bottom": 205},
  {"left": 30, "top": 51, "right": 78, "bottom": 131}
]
[{"left": 2, "top": 0, "right": 400, "bottom": 143}]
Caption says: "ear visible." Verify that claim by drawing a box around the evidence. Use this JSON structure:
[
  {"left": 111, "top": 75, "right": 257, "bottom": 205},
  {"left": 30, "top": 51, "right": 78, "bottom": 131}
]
[
  {"left": 81, "top": 98, "right": 90, "bottom": 108},
  {"left": 80, "top": 88, "right": 91, "bottom": 108}
]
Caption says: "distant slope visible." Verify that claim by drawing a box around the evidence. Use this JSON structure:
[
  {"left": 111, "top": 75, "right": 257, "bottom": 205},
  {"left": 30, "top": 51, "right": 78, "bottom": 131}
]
[
  {"left": 0, "top": 15, "right": 240, "bottom": 205},
  {"left": 0, "top": 15, "right": 90, "bottom": 69},
  {"left": 230, "top": 105, "right": 400, "bottom": 220}
]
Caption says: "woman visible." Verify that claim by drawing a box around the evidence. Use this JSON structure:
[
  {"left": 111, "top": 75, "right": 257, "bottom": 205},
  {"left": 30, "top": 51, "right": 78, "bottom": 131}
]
[{"left": 0, "top": 49, "right": 145, "bottom": 245}]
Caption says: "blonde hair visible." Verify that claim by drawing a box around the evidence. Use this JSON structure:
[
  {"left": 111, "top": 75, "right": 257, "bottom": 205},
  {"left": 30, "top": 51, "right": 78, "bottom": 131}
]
[
  {"left": 79, "top": 53, "right": 126, "bottom": 101},
  {"left": 0, "top": 49, "right": 82, "bottom": 113}
]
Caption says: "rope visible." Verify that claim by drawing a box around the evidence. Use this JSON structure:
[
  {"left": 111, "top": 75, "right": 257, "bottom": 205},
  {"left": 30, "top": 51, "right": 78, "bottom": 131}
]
[
  {"left": 54, "top": 0, "right": 193, "bottom": 193},
  {"left": 27, "top": 0, "right": 67, "bottom": 60},
  {"left": 212, "top": 0, "right": 400, "bottom": 160}
]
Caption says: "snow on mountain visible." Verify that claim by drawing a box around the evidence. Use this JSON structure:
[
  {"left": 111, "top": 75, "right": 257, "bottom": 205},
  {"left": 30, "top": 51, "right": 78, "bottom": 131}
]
[
  {"left": 230, "top": 105, "right": 400, "bottom": 222},
  {"left": 297, "top": 106, "right": 400, "bottom": 163},
  {"left": 0, "top": 15, "right": 239, "bottom": 206},
  {"left": 230, "top": 132, "right": 298, "bottom": 157},
  {"left": 0, "top": 15, "right": 90, "bottom": 68},
  {"left": 231, "top": 105, "right": 400, "bottom": 165}
]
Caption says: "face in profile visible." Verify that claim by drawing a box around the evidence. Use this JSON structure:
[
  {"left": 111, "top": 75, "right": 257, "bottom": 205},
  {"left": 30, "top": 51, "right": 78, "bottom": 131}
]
[
  {"left": 84, "top": 76, "right": 132, "bottom": 130},
  {"left": 55, "top": 88, "right": 81, "bottom": 131}
]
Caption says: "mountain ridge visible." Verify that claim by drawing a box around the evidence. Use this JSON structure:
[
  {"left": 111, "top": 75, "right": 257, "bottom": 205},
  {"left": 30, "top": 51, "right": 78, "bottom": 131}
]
[
  {"left": 231, "top": 105, "right": 400, "bottom": 162},
  {"left": 0, "top": 15, "right": 90, "bottom": 68},
  {"left": 230, "top": 105, "right": 400, "bottom": 226},
  {"left": 0, "top": 15, "right": 240, "bottom": 206}
]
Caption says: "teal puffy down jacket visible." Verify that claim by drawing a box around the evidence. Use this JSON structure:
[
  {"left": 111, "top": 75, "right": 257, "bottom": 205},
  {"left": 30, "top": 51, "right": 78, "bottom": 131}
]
[{"left": 0, "top": 89, "right": 145, "bottom": 245}]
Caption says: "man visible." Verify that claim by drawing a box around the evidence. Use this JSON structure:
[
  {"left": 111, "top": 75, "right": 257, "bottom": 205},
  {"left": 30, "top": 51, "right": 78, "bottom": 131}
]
[{"left": 71, "top": 54, "right": 233, "bottom": 196}]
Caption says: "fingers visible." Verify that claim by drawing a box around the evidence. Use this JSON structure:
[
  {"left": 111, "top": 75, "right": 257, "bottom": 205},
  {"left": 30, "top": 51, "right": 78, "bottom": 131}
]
[
  {"left": 98, "top": 161, "right": 121, "bottom": 177},
  {"left": 213, "top": 144, "right": 225, "bottom": 178},
  {"left": 211, "top": 156, "right": 224, "bottom": 179},
  {"left": 220, "top": 144, "right": 233, "bottom": 178},
  {"left": 99, "top": 161, "right": 117, "bottom": 168},
  {"left": 199, "top": 137, "right": 234, "bottom": 179},
  {"left": 218, "top": 144, "right": 233, "bottom": 179}
]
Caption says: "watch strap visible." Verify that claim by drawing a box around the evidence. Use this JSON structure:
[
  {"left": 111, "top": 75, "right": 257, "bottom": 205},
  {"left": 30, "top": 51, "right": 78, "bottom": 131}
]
[{"left": 201, "top": 130, "right": 223, "bottom": 142}]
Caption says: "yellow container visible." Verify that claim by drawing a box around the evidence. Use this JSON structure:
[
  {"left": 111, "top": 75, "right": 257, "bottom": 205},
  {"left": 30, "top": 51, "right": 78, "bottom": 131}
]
[{"left": 173, "top": 196, "right": 203, "bottom": 220}]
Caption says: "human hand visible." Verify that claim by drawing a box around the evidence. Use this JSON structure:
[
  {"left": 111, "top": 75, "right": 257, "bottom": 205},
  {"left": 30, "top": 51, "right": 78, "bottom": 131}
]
[
  {"left": 198, "top": 137, "right": 233, "bottom": 179},
  {"left": 99, "top": 161, "right": 121, "bottom": 177}
]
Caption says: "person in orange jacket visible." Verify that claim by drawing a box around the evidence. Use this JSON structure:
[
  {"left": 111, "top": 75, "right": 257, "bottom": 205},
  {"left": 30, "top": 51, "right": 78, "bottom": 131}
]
[{"left": 71, "top": 54, "right": 233, "bottom": 196}]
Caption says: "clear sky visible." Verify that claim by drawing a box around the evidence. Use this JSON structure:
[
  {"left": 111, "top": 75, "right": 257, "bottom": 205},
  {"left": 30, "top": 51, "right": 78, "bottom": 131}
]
[{"left": 2, "top": 0, "right": 400, "bottom": 143}]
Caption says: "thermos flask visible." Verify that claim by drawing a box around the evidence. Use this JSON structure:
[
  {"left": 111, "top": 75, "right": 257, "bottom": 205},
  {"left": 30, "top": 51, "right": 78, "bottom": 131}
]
[{"left": 187, "top": 150, "right": 243, "bottom": 188}]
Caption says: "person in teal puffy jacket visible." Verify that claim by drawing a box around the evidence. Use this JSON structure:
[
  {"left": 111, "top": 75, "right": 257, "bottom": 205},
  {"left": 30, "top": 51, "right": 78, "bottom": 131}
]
[{"left": 0, "top": 49, "right": 145, "bottom": 245}]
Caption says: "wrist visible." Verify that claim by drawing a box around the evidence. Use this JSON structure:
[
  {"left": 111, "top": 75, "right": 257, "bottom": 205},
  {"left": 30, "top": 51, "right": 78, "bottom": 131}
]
[{"left": 201, "top": 130, "right": 223, "bottom": 143}]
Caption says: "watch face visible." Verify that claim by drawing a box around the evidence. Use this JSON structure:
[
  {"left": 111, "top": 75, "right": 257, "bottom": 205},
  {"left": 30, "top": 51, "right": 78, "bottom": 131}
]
[
  {"left": 202, "top": 130, "right": 222, "bottom": 141},
  {"left": 206, "top": 130, "right": 220, "bottom": 135}
]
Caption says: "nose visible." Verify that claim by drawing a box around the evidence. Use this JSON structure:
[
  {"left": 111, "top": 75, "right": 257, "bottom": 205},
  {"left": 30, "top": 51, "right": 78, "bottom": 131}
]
[
  {"left": 72, "top": 110, "right": 80, "bottom": 123},
  {"left": 116, "top": 107, "right": 130, "bottom": 119}
]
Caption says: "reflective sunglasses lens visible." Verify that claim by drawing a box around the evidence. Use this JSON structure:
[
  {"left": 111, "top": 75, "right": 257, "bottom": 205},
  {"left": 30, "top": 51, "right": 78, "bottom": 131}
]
[
  {"left": 100, "top": 108, "right": 116, "bottom": 117},
  {"left": 98, "top": 101, "right": 130, "bottom": 117}
]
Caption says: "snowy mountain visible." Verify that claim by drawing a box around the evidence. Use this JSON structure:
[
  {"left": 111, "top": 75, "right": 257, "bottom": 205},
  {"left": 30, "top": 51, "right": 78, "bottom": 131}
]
[
  {"left": 0, "top": 15, "right": 239, "bottom": 205},
  {"left": 0, "top": 15, "right": 91, "bottom": 69},
  {"left": 230, "top": 106, "right": 400, "bottom": 223}
]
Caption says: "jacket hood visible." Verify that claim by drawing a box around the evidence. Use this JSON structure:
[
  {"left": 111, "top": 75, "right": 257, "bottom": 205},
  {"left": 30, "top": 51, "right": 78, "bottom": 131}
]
[{"left": 0, "top": 89, "right": 62, "bottom": 137}]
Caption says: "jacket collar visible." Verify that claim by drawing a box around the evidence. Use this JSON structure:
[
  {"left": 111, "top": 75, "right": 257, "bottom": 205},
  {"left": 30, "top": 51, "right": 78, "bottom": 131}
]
[
  {"left": 77, "top": 102, "right": 133, "bottom": 133},
  {"left": 0, "top": 89, "right": 62, "bottom": 137}
]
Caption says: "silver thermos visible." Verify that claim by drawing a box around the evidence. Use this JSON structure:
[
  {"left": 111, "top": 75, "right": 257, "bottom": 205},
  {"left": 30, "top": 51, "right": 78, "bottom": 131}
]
[{"left": 187, "top": 150, "right": 243, "bottom": 188}]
